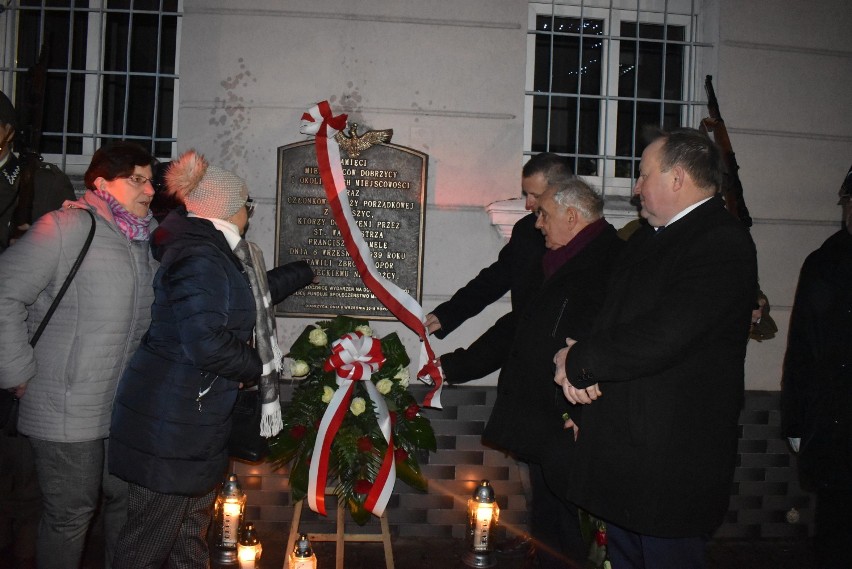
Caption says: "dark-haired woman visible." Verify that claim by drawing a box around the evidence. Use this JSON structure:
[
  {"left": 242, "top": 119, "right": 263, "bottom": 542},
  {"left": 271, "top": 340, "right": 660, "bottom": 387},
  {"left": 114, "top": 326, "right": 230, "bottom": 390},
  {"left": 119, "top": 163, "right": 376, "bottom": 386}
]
[{"left": 0, "top": 141, "right": 159, "bottom": 569}]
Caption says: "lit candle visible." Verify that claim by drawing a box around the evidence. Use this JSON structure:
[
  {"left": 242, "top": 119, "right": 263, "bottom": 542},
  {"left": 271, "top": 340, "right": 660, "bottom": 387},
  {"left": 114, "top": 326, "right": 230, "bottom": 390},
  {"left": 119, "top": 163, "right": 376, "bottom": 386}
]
[
  {"left": 222, "top": 501, "right": 242, "bottom": 547},
  {"left": 288, "top": 533, "right": 317, "bottom": 569},
  {"left": 238, "top": 546, "right": 257, "bottom": 569},
  {"left": 237, "top": 521, "right": 262, "bottom": 569},
  {"left": 473, "top": 502, "right": 494, "bottom": 548},
  {"left": 464, "top": 480, "right": 500, "bottom": 568}
]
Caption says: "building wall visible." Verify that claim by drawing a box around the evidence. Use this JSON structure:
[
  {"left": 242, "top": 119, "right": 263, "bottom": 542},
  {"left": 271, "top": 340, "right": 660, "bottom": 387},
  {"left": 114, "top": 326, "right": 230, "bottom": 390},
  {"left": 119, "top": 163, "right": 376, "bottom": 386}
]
[
  {"left": 178, "top": 0, "right": 852, "bottom": 392},
  {"left": 178, "top": 0, "right": 528, "bottom": 384},
  {"left": 178, "top": 0, "right": 851, "bottom": 539},
  {"left": 715, "top": 0, "right": 852, "bottom": 390}
]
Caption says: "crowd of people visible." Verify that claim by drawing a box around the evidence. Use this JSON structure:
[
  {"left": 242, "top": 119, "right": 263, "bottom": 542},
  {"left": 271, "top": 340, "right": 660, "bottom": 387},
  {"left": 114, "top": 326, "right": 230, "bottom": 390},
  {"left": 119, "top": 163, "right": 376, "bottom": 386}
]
[
  {"left": 0, "top": 81, "right": 849, "bottom": 569},
  {"left": 0, "top": 90, "right": 314, "bottom": 569},
  {"left": 429, "top": 130, "right": 850, "bottom": 569}
]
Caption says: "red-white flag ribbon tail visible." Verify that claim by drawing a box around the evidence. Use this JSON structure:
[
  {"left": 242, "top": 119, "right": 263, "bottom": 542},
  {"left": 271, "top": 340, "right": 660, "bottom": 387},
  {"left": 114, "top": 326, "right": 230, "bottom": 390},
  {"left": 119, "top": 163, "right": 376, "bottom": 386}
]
[
  {"left": 299, "top": 101, "right": 444, "bottom": 409},
  {"left": 307, "top": 333, "right": 395, "bottom": 517}
]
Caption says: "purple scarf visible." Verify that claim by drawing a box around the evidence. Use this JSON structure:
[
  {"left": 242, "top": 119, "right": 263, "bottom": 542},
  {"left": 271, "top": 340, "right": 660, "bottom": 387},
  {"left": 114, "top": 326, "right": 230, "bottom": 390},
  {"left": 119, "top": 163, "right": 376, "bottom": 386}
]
[
  {"left": 542, "top": 218, "right": 608, "bottom": 279},
  {"left": 93, "top": 188, "right": 153, "bottom": 242}
]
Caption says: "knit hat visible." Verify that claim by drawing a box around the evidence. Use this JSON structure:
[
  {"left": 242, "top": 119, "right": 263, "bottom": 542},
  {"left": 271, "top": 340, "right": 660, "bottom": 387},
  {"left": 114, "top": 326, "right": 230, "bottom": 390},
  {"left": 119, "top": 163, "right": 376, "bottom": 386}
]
[
  {"left": 0, "top": 91, "right": 16, "bottom": 130},
  {"left": 166, "top": 150, "right": 248, "bottom": 220}
]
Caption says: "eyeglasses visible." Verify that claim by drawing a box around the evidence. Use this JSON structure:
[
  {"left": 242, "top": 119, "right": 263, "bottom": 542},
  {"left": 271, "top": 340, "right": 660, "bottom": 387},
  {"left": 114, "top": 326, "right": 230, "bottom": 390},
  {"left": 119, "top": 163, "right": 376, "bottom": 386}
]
[
  {"left": 245, "top": 197, "right": 255, "bottom": 218},
  {"left": 122, "top": 174, "right": 156, "bottom": 187}
]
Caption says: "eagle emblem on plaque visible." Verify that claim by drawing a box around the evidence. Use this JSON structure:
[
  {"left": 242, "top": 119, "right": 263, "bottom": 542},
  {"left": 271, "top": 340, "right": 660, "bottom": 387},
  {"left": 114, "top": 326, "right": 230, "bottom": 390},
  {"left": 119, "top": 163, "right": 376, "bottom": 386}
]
[{"left": 334, "top": 123, "right": 394, "bottom": 158}]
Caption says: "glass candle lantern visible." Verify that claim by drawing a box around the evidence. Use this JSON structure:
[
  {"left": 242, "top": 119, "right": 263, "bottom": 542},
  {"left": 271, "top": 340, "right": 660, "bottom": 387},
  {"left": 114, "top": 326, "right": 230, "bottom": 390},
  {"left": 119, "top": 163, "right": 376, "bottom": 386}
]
[
  {"left": 237, "top": 521, "right": 262, "bottom": 569},
  {"left": 463, "top": 479, "right": 500, "bottom": 568},
  {"left": 288, "top": 533, "right": 317, "bottom": 569},
  {"left": 212, "top": 473, "right": 247, "bottom": 565}
]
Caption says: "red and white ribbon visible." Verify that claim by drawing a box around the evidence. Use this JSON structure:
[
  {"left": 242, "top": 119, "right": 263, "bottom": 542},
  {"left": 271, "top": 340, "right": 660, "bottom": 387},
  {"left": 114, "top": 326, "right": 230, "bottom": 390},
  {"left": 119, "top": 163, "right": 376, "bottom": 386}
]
[
  {"left": 307, "top": 332, "right": 395, "bottom": 517},
  {"left": 300, "top": 101, "right": 444, "bottom": 409}
]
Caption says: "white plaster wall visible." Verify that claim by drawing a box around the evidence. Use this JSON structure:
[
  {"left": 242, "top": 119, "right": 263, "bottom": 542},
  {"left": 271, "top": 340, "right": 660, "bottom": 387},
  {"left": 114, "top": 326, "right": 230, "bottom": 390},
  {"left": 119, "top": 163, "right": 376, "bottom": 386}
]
[
  {"left": 716, "top": 0, "right": 852, "bottom": 390},
  {"left": 176, "top": 0, "right": 852, "bottom": 390},
  {"left": 178, "top": 1, "right": 524, "bottom": 385}
]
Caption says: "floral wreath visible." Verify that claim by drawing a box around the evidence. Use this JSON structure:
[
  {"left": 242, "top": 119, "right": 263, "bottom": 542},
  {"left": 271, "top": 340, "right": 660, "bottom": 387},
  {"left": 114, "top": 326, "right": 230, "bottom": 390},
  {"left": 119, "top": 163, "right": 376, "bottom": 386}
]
[{"left": 268, "top": 315, "right": 437, "bottom": 525}]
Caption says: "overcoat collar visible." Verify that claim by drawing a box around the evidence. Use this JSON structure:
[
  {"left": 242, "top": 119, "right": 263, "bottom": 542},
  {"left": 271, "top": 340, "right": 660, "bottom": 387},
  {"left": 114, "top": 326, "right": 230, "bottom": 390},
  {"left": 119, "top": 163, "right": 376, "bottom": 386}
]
[
  {"left": 542, "top": 222, "right": 619, "bottom": 286},
  {"left": 618, "top": 195, "right": 726, "bottom": 270}
]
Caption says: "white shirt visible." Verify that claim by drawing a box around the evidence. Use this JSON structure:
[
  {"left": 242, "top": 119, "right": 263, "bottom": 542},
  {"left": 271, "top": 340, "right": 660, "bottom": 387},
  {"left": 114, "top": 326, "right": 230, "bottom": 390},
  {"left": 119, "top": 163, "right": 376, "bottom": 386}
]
[{"left": 658, "top": 196, "right": 714, "bottom": 230}]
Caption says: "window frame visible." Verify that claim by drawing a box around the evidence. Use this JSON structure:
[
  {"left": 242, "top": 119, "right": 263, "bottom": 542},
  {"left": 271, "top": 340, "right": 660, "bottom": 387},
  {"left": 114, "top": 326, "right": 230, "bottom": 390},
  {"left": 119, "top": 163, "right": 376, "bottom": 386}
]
[
  {"left": 525, "top": 0, "right": 712, "bottom": 201},
  {"left": 0, "top": 0, "right": 182, "bottom": 174}
]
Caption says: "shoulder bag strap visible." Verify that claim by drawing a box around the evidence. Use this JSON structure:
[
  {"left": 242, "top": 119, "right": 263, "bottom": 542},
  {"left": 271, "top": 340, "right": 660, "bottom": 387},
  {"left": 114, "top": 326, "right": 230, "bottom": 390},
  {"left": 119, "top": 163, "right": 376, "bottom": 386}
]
[{"left": 30, "top": 208, "right": 96, "bottom": 347}]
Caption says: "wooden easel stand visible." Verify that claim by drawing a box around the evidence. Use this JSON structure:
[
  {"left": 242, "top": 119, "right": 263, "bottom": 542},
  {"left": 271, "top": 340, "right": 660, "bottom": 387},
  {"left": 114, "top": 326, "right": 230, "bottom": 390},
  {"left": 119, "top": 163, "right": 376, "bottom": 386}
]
[{"left": 285, "top": 493, "right": 394, "bottom": 569}]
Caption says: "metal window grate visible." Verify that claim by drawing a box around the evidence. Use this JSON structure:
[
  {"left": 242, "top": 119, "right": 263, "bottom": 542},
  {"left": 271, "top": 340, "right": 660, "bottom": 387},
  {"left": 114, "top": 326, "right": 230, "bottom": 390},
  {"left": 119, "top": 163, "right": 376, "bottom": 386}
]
[
  {"left": 525, "top": 0, "right": 713, "bottom": 199},
  {"left": 0, "top": 0, "right": 182, "bottom": 170}
]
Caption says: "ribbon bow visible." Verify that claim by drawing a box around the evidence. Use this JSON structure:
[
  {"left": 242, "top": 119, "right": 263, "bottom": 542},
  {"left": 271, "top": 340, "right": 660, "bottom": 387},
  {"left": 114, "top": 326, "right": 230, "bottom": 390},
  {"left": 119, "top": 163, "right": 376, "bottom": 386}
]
[
  {"left": 323, "top": 332, "right": 385, "bottom": 381},
  {"left": 307, "top": 332, "right": 396, "bottom": 517},
  {"left": 300, "top": 100, "right": 348, "bottom": 136},
  {"left": 300, "top": 100, "right": 445, "bottom": 409}
]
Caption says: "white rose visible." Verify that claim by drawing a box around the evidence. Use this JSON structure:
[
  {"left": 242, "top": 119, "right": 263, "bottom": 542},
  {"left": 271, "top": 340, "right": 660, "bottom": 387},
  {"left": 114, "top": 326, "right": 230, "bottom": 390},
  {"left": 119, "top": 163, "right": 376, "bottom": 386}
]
[
  {"left": 321, "top": 386, "right": 334, "bottom": 404},
  {"left": 290, "top": 360, "right": 310, "bottom": 378},
  {"left": 350, "top": 397, "right": 366, "bottom": 416},
  {"left": 394, "top": 367, "right": 410, "bottom": 388},
  {"left": 308, "top": 327, "right": 328, "bottom": 346},
  {"left": 376, "top": 378, "right": 393, "bottom": 395},
  {"left": 355, "top": 324, "right": 373, "bottom": 337}
]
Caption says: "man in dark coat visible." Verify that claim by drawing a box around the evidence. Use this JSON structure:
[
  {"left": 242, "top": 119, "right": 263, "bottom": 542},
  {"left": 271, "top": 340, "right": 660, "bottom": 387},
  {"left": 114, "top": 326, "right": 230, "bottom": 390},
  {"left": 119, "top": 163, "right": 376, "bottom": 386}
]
[
  {"left": 484, "top": 178, "right": 624, "bottom": 569},
  {"left": 424, "top": 154, "right": 572, "bottom": 561},
  {"left": 426, "top": 152, "right": 572, "bottom": 381},
  {"left": 0, "top": 90, "right": 76, "bottom": 252},
  {"left": 0, "top": 91, "right": 20, "bottom": 251},
  {"left": 555, "top": 128, "right": 757, "bottom": 568},
  {"left": 780, "top": 164, "right": 852, "bottom": 569}
]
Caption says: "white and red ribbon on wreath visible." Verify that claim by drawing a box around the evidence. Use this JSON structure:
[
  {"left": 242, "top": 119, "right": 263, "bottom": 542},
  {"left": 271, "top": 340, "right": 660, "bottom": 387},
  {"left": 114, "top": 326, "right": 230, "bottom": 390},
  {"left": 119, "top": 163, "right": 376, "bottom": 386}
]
[
  {"left": 307, "top": 332, "right": 396, "bottom": 517},
  {"left": 299, "top": 101, "right": 445, "bottom": 409}
]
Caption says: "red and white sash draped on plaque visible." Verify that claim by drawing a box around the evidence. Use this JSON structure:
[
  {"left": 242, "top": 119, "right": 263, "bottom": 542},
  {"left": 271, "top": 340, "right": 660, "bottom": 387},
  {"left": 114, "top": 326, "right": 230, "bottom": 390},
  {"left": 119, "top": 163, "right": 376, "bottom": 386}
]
[{"left": 299, "top": 101, "right": 445, "bottom": 517}]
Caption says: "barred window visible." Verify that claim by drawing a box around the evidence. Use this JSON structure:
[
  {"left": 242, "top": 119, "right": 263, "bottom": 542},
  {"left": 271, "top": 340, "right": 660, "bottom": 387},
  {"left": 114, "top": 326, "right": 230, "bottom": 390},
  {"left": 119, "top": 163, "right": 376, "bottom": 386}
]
[
  {"left": 0, "top": 0, "right": 181, "bottom": 170},
  {"left": 525, "top": 1, "right": 712, "bottom": 201}
]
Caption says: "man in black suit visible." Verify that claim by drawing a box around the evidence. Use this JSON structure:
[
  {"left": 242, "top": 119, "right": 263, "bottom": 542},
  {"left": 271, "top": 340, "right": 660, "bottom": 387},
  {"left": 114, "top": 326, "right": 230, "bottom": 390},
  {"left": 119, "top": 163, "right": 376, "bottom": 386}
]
[{"left": 554, "top": 128, "right": 757, "bottom": 568}]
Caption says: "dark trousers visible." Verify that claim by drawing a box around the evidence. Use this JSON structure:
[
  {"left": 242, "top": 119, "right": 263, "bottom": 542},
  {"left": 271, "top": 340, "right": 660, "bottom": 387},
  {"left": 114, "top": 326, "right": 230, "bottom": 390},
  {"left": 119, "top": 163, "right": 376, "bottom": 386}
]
[
  {"left": 606, "top": 523, "right": 707, "bottom": 569},
  {"left": 28, "top": 437, "right": 126, "bottom": 569},
  {"left": 814, "top": 486, "right": 852, "bottom": 569},
  {"left": 0, "top": 412, "right": 40, "bottom": 564},
  {"left": 528, "top": 462, "right": 586, "bottom": 569},
  {"left": 112, "top": 483, "right": 217, "bottom": 569}
]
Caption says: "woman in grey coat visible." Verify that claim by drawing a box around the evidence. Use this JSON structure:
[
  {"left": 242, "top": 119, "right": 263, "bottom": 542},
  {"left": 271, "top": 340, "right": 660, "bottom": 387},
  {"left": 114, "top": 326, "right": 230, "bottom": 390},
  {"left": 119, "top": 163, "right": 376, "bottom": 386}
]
[{"left": 0, "top": 141, "right": 159, "bottom": 569}]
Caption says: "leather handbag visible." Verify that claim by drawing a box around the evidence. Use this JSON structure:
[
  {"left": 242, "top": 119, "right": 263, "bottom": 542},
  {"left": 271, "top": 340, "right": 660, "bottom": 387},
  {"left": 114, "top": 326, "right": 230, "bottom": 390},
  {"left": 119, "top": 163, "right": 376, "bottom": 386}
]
[
  {"left": 0, "top": 390, "right": 16, "bottom": 432},
  {"left": 227, "top": 388, "right": 269, "bottom": 462}
]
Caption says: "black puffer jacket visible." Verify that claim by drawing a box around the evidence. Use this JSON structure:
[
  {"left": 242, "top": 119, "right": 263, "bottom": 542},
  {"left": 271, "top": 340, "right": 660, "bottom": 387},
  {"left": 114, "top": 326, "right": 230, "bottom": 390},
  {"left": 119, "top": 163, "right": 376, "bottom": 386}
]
[{"left": 109, "top": 209, "right": 313, "bottom": 495}]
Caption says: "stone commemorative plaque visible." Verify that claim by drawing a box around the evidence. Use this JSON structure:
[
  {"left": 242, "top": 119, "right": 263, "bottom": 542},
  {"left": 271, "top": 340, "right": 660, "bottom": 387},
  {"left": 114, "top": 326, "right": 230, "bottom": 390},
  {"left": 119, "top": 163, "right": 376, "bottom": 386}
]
[{"left": 275, "top": 139, "right": 426, "bottom": 319}]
